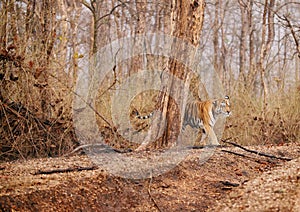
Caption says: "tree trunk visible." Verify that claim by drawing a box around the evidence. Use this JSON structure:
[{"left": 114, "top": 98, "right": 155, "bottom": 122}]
[
  {"left": 238, "top": 0, "right": 247, "bottom": 85},
  {"left": 258, "top": 0, "right": 275, "bottom": 143},
  {"left": 213, "top": 0, "right": 220, "bottom": 74},
  {"left": 259, "top": 0, "right": 275, "bottom": 107},
  {"left": 91, "top": 1, "right": 205, "bottom": 149},
  {"left": 162, "top": 0, "right": 205, "bottom": 147},
  {"left": 36, "top": 0, "right": 57, "bottom": 119},
  {"left": 248, "top": 0, "right": 256, "bottom": 90}
]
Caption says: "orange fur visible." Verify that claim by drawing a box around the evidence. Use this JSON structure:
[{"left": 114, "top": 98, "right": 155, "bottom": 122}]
[
  {"left": 134, "top": 96, "right": 231, "bottom": 146},
  {"left": 182, "top": 96, "right": 231, "bottom": 145}
]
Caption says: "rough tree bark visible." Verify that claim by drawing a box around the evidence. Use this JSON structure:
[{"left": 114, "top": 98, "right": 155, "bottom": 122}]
[{"left": 161, "top": 0, "right": 206, "bottom": 147}]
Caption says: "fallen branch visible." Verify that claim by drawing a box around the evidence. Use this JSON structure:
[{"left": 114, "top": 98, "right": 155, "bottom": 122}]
[
  {"left": 33, "top": 166, "right": 98, "bottom": 175},
  {"left": 221, "top": 149, "right": 250, "bottom": 158},
  {"left": 188, "top": 145, "right": 205, "bottom": 149},
  {"left": 63, "top": 144, "right": 132, "bottom": 157},
  {"left": 220, "top": 180, "right": 239, "bottom": 187},
  {"left": 187, "top": 144, "right": 227, "bottom": 149},
  {"left": 222, "top": 139, "right": 293, "bottom": 161},
  {"left": 221, "top": 149, "right": 274, "bottom": 164}
]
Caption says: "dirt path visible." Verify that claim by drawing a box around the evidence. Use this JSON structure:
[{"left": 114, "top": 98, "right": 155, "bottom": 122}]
[
  {"left": 0, "top": 143, "right": 299, "bottom": 211},
  {"left": 212, "top": 157, "right": 300, "bottom": 212}
]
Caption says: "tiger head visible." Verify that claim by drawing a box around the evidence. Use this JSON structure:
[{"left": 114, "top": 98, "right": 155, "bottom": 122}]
[{"left": 213, "top": 95, "right": 231, "bottom": 117}]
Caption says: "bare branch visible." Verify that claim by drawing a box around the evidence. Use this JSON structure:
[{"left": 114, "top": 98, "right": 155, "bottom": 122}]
[
  {"left": 222, "top": 139, "right": 293, "bottom": 161},
  {"left": 81, "top": 0, "right": 94, "bottom": 13},
  {"left": 281, "top": 15, "right": 300, "bottom": 58},
  {"left": 96, "top": 2, "right": 127, "bottom": 25},
  {"left": 33, "top": 166, "right": 98, "bottom": 175},
  {"left": 63, "top": 143, "right": 132, "bottom": 157}
]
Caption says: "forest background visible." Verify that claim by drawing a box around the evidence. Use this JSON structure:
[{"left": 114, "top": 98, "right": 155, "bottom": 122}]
[{"left": 0, "top": 0, "right": 299, "bottom": 161}]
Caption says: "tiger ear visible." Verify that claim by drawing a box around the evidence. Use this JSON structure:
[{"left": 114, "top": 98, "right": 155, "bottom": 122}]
[{"left": 225, "top": 95, "right": 229, "bottom": 99}]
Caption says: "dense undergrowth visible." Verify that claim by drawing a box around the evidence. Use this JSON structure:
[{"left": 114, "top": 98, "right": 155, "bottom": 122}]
[
  {"left": 0, "top": 83, "right": 299, "bottom": 162},
  {"left": 224, "top": 86, "right": 300, "bottom": 146}
]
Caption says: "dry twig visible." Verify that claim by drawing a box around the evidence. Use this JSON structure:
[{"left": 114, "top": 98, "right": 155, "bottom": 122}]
[
  {"left": 221, "top": 149, "right": 275, "bottom": 164},
  {"left": 33, "top": 166, "right": 98, "bottom": 175},
  {"left": 222, "top": 139, "right": 293, "bottom": 161},
  {"left": 63, "top": 143, "right": 132, "bottom": 157}
]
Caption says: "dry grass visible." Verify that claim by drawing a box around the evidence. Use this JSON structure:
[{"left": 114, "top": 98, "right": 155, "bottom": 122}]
[
  {"left": 0, "top": 100, "right": 78, "bottom": 162},
  {"left": 0, "top": 65, "right": 78, "bottom": 161},
  {"left": 223, "top": 86, "right": 300, "bottom": 146},
  {"left": 1, "top": 62, "right": 299, "bottom": 161}
]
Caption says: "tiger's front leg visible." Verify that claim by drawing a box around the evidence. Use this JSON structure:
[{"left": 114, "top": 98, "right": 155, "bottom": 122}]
[
  {"left": 194, "top": 129, "right": 210, "bottom": 146},
  {"left": 195, "top": 129, "right": 208, "bottom": 145},
  {"left": 203, "top": 125, "right": 220, "bottom": 146}
]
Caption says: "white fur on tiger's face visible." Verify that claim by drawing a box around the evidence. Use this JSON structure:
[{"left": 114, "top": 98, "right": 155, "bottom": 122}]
[{"left": 214, "top": 95, "right": 231, "bottom": 117}]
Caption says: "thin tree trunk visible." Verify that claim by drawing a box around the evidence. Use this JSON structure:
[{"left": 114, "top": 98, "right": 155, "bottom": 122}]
[
  {"left": 258, "top": 0, "right": 275, "bottom": 143},
  {"left": 213, "top": 0, "right": 219, "bottom": 73},
  {"left": 259, "top": 0, "right": 269, "bottom": 116},
  {"left": 248, "top": 0, "right": 256, "bottom": 90},
  {"left": 238, "top": 0, "right": 247, "bottom": 85}
]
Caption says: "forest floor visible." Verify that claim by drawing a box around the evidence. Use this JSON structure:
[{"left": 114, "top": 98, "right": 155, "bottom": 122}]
[{"left": 0, "top": 142, "right": 299, "bottom": 212}]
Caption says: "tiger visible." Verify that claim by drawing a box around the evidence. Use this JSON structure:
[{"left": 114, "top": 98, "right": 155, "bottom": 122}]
[
  {"left": 133, "top": 95, "right": 231, "bottom": 146},
  {"left": 181, "top": 95, "right": 231, "bottom": 146}
]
